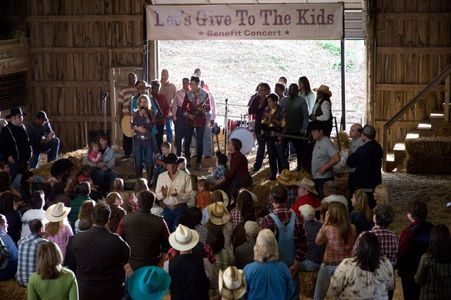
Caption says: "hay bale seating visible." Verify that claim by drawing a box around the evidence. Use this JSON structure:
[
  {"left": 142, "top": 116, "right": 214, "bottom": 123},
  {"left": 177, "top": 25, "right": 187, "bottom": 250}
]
[
  {"left": 300, "top": 271, "right": 319, "bottom": 298},
  {"left": 0, "top": 280, "right": 27, "bottom": 300},
  {"left": 405, "top": 137, "right": 451, "bottom": 174}
]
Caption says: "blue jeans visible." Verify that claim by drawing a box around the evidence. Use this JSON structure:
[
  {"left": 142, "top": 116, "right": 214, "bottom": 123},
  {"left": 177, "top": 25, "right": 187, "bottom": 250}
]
[
  {"left": 314, "top": 263, "right": 337, "bottom": 300},
  {"left": 267, "top": 139, "right": 287, "bottom": 178},
  {"left": 184, "top": 124, "right": 205, "bottom": 163},
  {"left": 165, "top": 117, "right": 173, "bottom": 144},
  {"left": 30, "top": 137, "right": 60, "bottom": 168},
  {"left": 163, "top": 204, "right": 188, "bottom": 232},
  {"left": 134, "top": 140, "right": 154, "bottom": 170},
  {"left": 203, "top": 112, "right": 212, "bottom": 157},
  {"left": 91, "top": 168, "right": 117, "bottom": 195},
  {"left": 300, "top": 259, "right": 321, "bottom": 272},
  {"left": 175, "top": 108, "right": 185, "bottom": 156},
  {"left": 313, "top": 177, "right": 334, "bottom": 200},
  {"left": 253, "top": 135, "right": 266, "bottom": 170}
]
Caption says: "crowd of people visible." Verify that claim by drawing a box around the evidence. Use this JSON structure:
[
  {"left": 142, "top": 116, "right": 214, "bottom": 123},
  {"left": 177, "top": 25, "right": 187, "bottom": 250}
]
[{"left": 0, "top": 71, "right": 450, "bottom": 300}]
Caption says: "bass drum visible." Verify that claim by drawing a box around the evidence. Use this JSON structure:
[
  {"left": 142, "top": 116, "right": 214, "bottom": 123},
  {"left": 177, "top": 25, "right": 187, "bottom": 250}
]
[
  {"left": 229, "top": 127, "right": 255, "bottom": 155},
  {"left": 121, "top": 116, "right": 134, "bottom": 138}
]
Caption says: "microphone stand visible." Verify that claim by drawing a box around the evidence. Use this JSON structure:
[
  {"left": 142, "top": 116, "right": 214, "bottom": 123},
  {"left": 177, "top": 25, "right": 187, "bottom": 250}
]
[{"left": 223, "top": 98, "right": 228, "bottom": 152}]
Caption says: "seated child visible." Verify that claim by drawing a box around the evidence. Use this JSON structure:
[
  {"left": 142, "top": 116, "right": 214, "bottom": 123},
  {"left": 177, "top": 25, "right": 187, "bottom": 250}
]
[
  {"left": 177, "top": 156, "right": 190, "bottom": 174},
  {"left": 88, "top": 141, "right": 102, "bottom": 164},
  {"left": 196, "top": 179, "right": 211, "bottom": 209},
  {"left": 152, "top": 142, "right": 172, "bottom": 187},
  {"left": 206, "top": 151, "right": 228, "bottom": 184},
  {"left": 112, "top": 178, "right": 130, "bottom": 208}
]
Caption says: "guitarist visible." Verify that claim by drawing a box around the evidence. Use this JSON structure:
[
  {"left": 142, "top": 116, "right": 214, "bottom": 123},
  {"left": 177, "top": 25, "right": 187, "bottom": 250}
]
[{"left": 118, "top": 72, "right": 137, "bottom": 158}]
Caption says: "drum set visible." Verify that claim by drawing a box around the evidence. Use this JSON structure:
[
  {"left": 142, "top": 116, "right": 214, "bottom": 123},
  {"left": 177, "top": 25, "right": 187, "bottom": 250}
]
[{"left": 227, "top": 117, "right": 256, "bottom": 155}]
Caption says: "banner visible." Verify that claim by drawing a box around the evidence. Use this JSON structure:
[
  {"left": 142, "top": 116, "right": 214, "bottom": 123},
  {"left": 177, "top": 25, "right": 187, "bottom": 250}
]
[{"left": 146, "top": 4, "right": 343, "bottom": 41}]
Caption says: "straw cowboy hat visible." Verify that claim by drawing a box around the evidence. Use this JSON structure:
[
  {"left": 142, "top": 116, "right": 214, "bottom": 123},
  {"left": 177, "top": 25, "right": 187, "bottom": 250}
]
[
  {"left": 313, "top": 84, "right": 332, "bottom": 97},
  {"left": 169, "top": 224, "right": 199, "bottom": 252},
  {"left": 128, "top": 266, "right": 171, "bottom": 300},
  {"left": 45, "top": 202, "right": 71, "bottom": 222},
  {"left": 276, "top": 169, "right": 297, "bottom": 186},
  {"left": 208, "top": 202, "right": 231, "bottom": 226},
  {"left": 219, "top": 266, "right": 246, "bottom": 300},
  {"left": 294, "top": 178, "right": 318, "bottom": 195}
]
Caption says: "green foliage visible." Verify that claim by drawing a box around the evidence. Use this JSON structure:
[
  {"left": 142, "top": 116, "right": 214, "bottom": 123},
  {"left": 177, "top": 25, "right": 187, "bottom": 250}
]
[{"left": 318, "top": 41, "right": 356, "bottom": 71}]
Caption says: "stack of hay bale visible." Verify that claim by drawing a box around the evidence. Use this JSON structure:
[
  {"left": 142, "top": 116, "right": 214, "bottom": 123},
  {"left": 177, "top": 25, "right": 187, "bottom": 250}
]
[{"left": 405, "top": 137, "right": 451, "bottom": 174}]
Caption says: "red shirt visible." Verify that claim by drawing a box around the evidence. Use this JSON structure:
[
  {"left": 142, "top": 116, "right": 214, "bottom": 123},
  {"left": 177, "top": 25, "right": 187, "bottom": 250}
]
[
  {"left": 291, "top": 193, "right": 321, "bottom": 218},
  {"left": 181, "top": 88, "right": 210, "bottom": 127},
  {"left": 151, "top": 92, "right": 169, "bottom": 125},
  {"left": 225, "top": 151, "right": 249, "bottom": 182}
]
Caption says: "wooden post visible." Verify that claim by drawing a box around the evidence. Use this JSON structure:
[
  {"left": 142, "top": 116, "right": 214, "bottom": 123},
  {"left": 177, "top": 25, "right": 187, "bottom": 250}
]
[{"left": 445, "top": 75, "right": 450, "bottom": 122}]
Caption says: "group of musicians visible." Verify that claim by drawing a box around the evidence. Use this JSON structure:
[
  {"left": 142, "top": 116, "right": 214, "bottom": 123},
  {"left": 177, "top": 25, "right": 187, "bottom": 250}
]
[
  {"left": 248, "top": 78, "right": 333, "bottom": 180},
  {"left": 118, "top": 69, "right": 216, "bottom": 179},
  {"left": 118, "top": 70, "right": 332, "bottom": 181}
]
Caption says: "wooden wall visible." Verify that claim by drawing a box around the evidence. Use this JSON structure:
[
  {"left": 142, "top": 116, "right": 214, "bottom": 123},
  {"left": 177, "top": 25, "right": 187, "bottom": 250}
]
[
  {"left": 27, "top": 0, "right": 144, "bottom": 151},
  {"left": 368, "top": 0, "right": 451, "bottom": 150}
]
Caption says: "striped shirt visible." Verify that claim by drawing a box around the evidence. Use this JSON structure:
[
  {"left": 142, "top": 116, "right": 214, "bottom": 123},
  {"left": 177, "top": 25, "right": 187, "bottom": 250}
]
[
  {"left": 118, "top": 86, "right": 135, "bottom": 115},
  {"left": 16, "top": 234, "right": 47, "bottom": 286}
]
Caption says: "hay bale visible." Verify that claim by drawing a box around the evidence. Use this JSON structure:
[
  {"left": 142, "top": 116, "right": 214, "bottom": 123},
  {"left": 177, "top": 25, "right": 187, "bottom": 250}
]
[
  {"left": 405, "top": 137, "right": 451, "bottom": 174},
  {"left": 300, "top": 271, "right": 319, "bottom": 298},
  {"left": 0, "top": 280, "right": 27, "bottom": 300}
]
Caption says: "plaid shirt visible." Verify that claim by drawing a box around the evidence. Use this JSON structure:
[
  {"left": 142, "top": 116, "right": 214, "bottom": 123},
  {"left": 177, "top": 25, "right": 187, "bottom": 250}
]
[
  {"left": 181, "top": 88, "right": 210, "bottom": 127},
  {"left": 230, "top": 208, "right": 244, "bottom": 228},
  {"left": 316, "top": 224, "right": 356, "bottom": 264},
  {"left": 16, "top": 233, "right": 47, "bottom": 286},
  {"left": 352, "top": 225, "right": 398, "bottom": 265},
  {"left": 195, "top": 224, "right": 208, "bottom": 245},
  {"left": 260, "top": 207, "right": 308, "bottom": 262}
]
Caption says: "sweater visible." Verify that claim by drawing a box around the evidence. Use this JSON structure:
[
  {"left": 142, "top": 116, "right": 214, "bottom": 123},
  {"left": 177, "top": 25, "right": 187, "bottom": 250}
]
[{"left": 27, "top": 269, "right": 78, "bottom": 300}]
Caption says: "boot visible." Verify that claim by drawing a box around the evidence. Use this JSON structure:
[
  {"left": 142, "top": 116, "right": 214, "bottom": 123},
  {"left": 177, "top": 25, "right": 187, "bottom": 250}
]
[
  {"left": 147, "top": 166, "right": 154, "bottom": 188},
  {"left": 135, "top": 167, "right": 143, "bottom": 179}
]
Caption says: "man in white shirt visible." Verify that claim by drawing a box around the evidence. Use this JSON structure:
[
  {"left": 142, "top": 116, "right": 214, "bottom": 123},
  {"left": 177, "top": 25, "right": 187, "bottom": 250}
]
[
  {"left": 20, "top": 191, "right": 47, "bottom": 238},
  {"left": 155, "top": 153, "right": 193, "bottom": 232},
  {"left": 173, "top": 78, "right": 190, "bottom": 156}
]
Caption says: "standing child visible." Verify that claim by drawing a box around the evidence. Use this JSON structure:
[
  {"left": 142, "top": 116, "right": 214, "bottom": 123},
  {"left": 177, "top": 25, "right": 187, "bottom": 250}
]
[
  {"left": 152, "top": 141, "right": 172, "bottom": 187},
  {"left": 105, "top": 192, "right": 126, "bottom": 233},
  {"left": 196, "top": 179, "right": 211, "bottom": 209},
  {"left": 206, "top": 151, "right": 228, "bottom": 185},
  {"left": 88, "top": 142, "right": 101, "bottom": 163}
]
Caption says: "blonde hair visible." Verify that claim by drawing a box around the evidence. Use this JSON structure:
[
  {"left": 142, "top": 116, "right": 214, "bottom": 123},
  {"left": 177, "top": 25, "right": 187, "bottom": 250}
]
[
  {"left": 254, "top": 229, "right": 279, "bottom": 263},
  {"left": 353, "top": 190, "right": 372, "bottom": 222},
  {"left": 45, "top": 221, "right": 64, "bottom": 237},
  {"left": 328, "top": 202, "right": 352, "bottom": 244},
  {"left": 106, "top": 192, "right": 122, "bottom": 205},
  {"left": 36, "top": 241, "right": 63, "bottom": 279},
  {"left": 374, "top": 184, "right": 391, "bottom": 205},
  {"left": 134, "top": 178, "right": 149, "bottom": 193}
]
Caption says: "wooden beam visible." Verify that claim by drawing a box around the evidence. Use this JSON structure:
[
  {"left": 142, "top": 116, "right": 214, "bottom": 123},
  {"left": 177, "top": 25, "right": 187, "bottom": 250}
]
[
  {"left": 27, "top": 15, "right": 142, "bottom": 22},
  {"left": 30, "top": 47, "right": 142, "bottom": 54},
  {"left": 375, "top": 121, "right": 419, "bottom": 128},
  {"left": 28, "top": 81, "right": 110, "bottom": 88},
  {"left": 377, "top": 47, "right": 451, "bottom": 54},
  {"left": 375, "top": 84, "right": 445, "bottom": 91},
  {"left": 52, "top": 116, "right": 115, "bottom": 122},
  {"left": 445, "top": 75, "right": 450, "bottom": 122},
  {"left": 378, "top": 12, "right": 451, "bottom": 19}
]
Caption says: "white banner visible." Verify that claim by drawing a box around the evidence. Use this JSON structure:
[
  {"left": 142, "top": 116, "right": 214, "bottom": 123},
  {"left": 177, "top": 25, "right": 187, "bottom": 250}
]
[{"left": 146, "top": 4, "right": 344, "bottom": 41}]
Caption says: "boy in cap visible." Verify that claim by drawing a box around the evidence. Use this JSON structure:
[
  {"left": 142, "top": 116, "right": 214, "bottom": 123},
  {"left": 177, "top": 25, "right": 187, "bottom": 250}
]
[{"left": 27, "top": 110, "right": 60, "bottom": 168}]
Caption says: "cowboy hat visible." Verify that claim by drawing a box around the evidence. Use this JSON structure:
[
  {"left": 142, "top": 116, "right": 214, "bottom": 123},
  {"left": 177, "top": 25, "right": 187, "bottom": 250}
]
[
  {"left": 45, "top": 202, "right": 71, "bottom": 222},
  {"left": 163, "top": 153, "right": 179, "bottom": 164},
  {"left": 276, "top": 169, "right": 297, "bottom": 186},
  {"left": 313, "top": 84, "right": 332, "bottom": 97},
  {"left": 5, "top": 107, "right": 27, "bottom": 119},
  {"left": 293, "top": 178, "right": 318, "bottom": 195},
  {"left": 169, "top": 224, "right": 199, "bottom": 251},
  {"left": 208, "top": 202, "right": 231, "bottom": 226},
  {"left": 219, "top": 266, "right": 246, "bottom": 300},
  {"left": 128, "top": 266, "right": 171, "bottom": 300}
]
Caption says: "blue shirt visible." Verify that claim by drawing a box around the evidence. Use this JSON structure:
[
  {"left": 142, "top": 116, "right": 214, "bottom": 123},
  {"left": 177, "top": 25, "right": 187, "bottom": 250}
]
[
  {"left": 244, "top": 260, "right": 294, "bottom": 300},
  {"left": 0, "top": 230, "right": 19, "bottom": 263}
]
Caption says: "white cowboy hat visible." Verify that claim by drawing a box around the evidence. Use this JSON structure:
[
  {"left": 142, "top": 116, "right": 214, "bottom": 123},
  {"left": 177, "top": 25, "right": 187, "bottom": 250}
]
[
  {"left": 169, "top": 224, "right": 199, "bottom": 252},
  {"left": 45, "top": 202, "right": 71, "bottom": 223},
  {"left": 219, "top": 266, "right": 246, "bottom": 300},
  {"left": 208, "top": 202, "right": 231, "bottom": 226},
  {"left": 294, "top": 178, "right": 318, "bottom": 195}
]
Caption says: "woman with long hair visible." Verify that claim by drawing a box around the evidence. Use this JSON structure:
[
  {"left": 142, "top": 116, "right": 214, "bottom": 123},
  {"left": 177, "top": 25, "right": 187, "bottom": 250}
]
[
  {"left": 44, "top": 203, "right": 73, "bottom": 258},
  {"left": 105, "top": 192, "right": 126, "bottom": 233},
  {"left": 74, "top": 200, "right": 96, "bottom": 233},
  {"left": 298, "top": 76, "right": 315, "bottom": 114},
  {"left": 28, "top": 241, "right": 78, "bottom": 300},
  {"left": 232, "top": 191, "right": 256, "bottom": 248},
  {"left": 132, "top": 94, "right": 154, "bottom": 181},
  {"left": 314, "top": 201, "right": 356, "bottom": 300},
  {"left": 328, "top": 232, "right": 394, "bottom": 298},
  {"left": 350, "top": 189, "right": 374, "bottom": 235},
  {"left": 243, "top": 229, "right": 294, "bottom": 299},
  {"left": 374, "top": 183, "right": 391, "bottom": 205},
  {"left": 415, "top": 224, "right": 451, "bottom": 299}
]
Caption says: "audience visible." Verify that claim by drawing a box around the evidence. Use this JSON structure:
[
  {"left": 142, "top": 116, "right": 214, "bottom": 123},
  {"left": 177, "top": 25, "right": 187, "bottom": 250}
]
[
  {"left": 328, "top": 232, "right": 394, "bottom": 299},
  {"left": 298, "top": 205, "right": 325, "bottom": 272},
  {"left": 291, "top": 178, "right": 321, "bottom": 217},
  {"left": 235, "top": 221, "right": 259, "bottom": 268},
  {"left": 374, "top": 183, "right": 391, "bottom": 205},
  {"left": 68, "top": 182, "right": 93, "bottom": 228},
  {"left": 219, "top": 266, "right": 246, "bottom": 300},
  {"left": 232, "top": 191, "right": 256, "bottom": 248},
  {"left": 105, "top": 192, "right": 126, "bottom": 233},
  {"left": 350, "top": 189, "right": 374, "bottom": 235},
  {"left": 27, "top": 241, "right": 78, "bottom": 300},
  {"left": 0, "top": 214, "right": 18, "bottom": 280},
  {"left": 74, "top": 200, "right": 96, "bottom": 233},
  {"left": 127, "top": 266, "right": 171, "bottom": 300},
  {"left": 243, "top": 229, "right": 294, "bottom": 299},
  {"left": 207, "top": 202, "right": 234, "bottom": 251},
  {"left": 0, "top": 191, "right": 22, "bottom": 243},
  {"left": 21, "top": 190, "right": 47, "bottom": 239},
  {"left": 44, "top": 202, "right": 73, "bottom": 258},
  {"left": 415, "top": 224, "right": 451, "bottom": 300}
]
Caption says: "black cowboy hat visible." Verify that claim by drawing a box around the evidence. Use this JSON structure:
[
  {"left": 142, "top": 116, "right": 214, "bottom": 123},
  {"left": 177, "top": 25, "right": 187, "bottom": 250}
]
[
  {"left": 163, "top": 153, "right": 179, "bottom": 164},
  {"left": 5, "top": 107, "right": 27, "bottom": 119}
]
